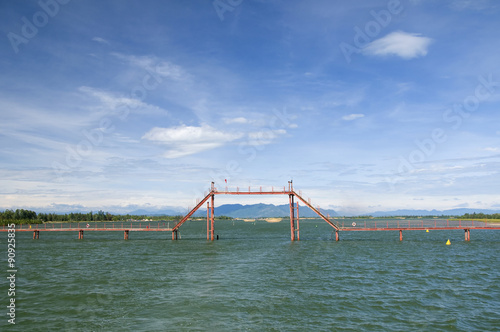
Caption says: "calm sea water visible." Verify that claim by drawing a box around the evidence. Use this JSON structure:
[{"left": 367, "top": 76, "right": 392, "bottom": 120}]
[{"left": 2, "top": 219, "right": 499, "bottom": 331}]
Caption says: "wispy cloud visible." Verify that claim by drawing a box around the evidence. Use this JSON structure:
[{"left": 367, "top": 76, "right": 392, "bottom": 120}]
[
  {"left": 342, "top": 113, "right": 365, "bottom": 121},
  {"left": 247, "top": 129, "right": 287, "bottom": 146},
  {"left": 92, "top": 37, "right": 109, "bottom": 44},
  {"left": 449, "top": 0, "right": 497, "bottom": 11},
  {"left": 223, "top": 117, "right": 249, "bottom": 124},
  {"left": 142, "top": 125, "right": 243, "bottom": 158},
  {"left": 78, "top": 86, "right": 166, "bottom": 117},
  {"left": 79, "top": 86, "right": 144, "bottom": 110},
  {"left": 111, "top": 53, "right": 187, "bottom": 81},
  {"left": 363, "top": 31, "right": 433, "bottom": 59}
]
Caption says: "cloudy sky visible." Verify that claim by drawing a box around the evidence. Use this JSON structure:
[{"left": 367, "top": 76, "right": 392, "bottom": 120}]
[{"left": 1, "top": 0, "right": 499, "bottom": 215}]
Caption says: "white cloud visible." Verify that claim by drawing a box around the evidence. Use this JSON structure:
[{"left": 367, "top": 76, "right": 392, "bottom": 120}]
[
  {"left": 247, "top": 129, "right": 287, "bottom": 146},
  {"left": 342, "top": 113, "right": 365, "bottom": 121},
  {"left": 450, "top": 0, "right": 494, "bottom": 11},
  {"left": 142, "top": 125, "right": 243, "bottom": 158},
  {"left": 111, "top": 53, "right": 186, "bottom": 80},
  {"left": 79, "top": 86, "right": 143, "bottom": 110},
  {"left": 363, "top": 31, "right": 433, "bottom": 59},
  {"left": 78, "top": 86, "right": 166, "bottom": 117},
  {"left": 223, "top": 117, "right": 249, "bottom": 124},
  {"left": 92, "top": 37, "right": 109, "bottom": 44},
  {"left": 154, "top": 62, "right": 186, "bottom": 80}
]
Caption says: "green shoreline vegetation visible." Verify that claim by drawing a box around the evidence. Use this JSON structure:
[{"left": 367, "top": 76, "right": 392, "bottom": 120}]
[{"left": 0, "top": 209, "right": 233, "bottom": 226}]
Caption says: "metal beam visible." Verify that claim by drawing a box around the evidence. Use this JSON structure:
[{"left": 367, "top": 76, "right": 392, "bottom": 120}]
[{"left": 292, "top": 190, "right": 339, "bottom": 231}]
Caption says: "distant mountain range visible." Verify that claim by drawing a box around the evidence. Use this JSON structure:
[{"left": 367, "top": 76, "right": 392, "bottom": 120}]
[
  {"left": 191, "top": 203, "right": 338, "bottom": 218},
  {"left": 186, "top": 205, "right": 500, "bottom": 218}
]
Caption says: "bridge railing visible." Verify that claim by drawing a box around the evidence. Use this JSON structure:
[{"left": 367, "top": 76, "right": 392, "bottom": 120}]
[
  {"left": 339, "top": 219, "right": 498, "bottom": 230},
  {"left": 2, "top": 222, "right": 174, "bottom": 231},
  {"left": 214, "top": 185, "right": 290, "bottom": 193}
]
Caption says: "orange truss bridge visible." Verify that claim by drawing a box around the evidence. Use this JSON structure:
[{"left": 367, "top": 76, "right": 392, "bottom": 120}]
[
  {"left": 171, "top": 181, "right": 338, "bottom": 241},
  {"left": 171, "top": 181, "right": 500, "bottom": 241},
  {"left": 2, "top": 181, "right": 499, "bottom": 241}
]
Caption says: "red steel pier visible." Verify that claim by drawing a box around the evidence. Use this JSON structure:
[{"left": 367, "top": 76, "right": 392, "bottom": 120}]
[
  {"left": 2, "top": 181, "right": 499, "bottom": 241},
  {"left": 1, "top": 222, "right": 173, "bottom": 240}
]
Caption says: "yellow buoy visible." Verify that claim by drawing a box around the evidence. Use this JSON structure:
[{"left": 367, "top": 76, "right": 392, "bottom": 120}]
[
  {"left": 446, "top": 239, "right": 451, "bottom": 245},
  {"left": 426, "top": 229, "right": 429, "bottom": 233}
]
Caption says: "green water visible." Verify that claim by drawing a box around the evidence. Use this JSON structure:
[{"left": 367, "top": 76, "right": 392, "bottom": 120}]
[{"left": 2, "top": 219, "right": 500, "bottom": 331}]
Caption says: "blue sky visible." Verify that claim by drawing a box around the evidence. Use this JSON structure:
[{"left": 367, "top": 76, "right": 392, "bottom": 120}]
[{"left": 1, "top": 0, "right": 499, "bottom": 215}]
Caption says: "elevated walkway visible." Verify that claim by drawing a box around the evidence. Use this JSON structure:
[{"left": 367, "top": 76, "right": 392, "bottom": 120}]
[{"left": 172, "top": 181, "right": 339, "bottom": 241}]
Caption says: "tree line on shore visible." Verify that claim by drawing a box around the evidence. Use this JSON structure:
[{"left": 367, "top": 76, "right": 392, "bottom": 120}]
[
  {"left": 461, "top": 212, "right": 500, "bottom": 220},
  {"left": 0, "top": 209, "right": 183, "bottom": 226}
]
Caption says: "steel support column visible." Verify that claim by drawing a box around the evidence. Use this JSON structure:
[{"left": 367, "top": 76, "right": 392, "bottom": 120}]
[
  {"left": 289, "top": 194, "right": 296, "bottom": 241},
  {"left": 207, "top": 202, "right": 210, "bottom": 241},
  {"left": 296, "top": 201, "right": 300, "bottom": 241},
  {"left": 211, "top": 194, "right": 215, "bottom": 241}
]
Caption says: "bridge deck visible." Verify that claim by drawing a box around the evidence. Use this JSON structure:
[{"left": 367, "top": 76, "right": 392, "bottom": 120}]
[
  {"left": 2, "top": 181, "right": 499, "bottom": 241},
  {"left": 338, "top": 219, "right": 500, "bottom": 231},
  {"left": 341, "top": 226, "right": 500, "bottom": 231},
  {"left": 0, "top": 222, "right": 173, "bottom": 232}
]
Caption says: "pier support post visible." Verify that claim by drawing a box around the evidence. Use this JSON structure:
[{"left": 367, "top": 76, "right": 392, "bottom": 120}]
[
  {"left": 296, "top": 201, "right": 300, "bottom": 241},
  {"left": 335, "top": 230, "right": 339, "bottom": 241},
  {"left": 465, "top": 229, "right": 470, "bottom": 241},
  {"left": 124, "top": 230, "right": 129, "bottom": 240},
  {"left": 78, "top": 230, "right": 84, "bottom": 239},
  {"left": 289, "top": 193, "right": 296, "bottom": 241},
  {"left": 399, "top": 230, "right": 403, "bottom": 241},
  {"left": 207, "top": 202, "right": 210, "bottom": 241},
  {"left": 172, "top": 230, "right": 178, "bottom": 240},
  {"left": 33, "top": 230, "right": 39, "bottom": 239},
  {"left": 211, "top": 194, "right": 215, "bottom": 241}
]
